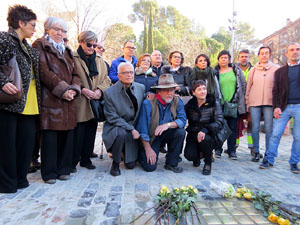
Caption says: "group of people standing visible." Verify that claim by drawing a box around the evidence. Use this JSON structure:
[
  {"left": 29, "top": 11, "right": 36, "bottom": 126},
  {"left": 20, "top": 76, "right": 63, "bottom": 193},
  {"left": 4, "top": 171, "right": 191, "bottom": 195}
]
[{"left": 0, "top": 5, "right": 299, "bottom": 194}]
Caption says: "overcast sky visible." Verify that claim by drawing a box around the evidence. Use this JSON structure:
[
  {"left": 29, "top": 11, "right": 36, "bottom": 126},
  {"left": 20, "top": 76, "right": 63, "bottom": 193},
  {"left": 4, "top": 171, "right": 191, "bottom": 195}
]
[{"left": 1, "top": 0, "right": 300, "bottom": 40}]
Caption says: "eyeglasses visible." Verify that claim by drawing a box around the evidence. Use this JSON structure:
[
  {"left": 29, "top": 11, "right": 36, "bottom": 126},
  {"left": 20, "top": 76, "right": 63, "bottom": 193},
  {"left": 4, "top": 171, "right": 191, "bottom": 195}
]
[
  {"left": 97, "top": 46, "right": 105, "bottom": 51},
  {"left": 172, "top": 55, "right": 182, "bottom": 59},
  {"left": 125, "top": 46, "right": 136, "bottom": 50},
  {"left": 26, "top": 21, "right": 36, "bottom": 29},
  {"left": 119, "top": 71, "right": 134, "bottom": 75},
  {"left": 86, "top": 43, "right": 98, "bottom": 48},
  {"left": 51, "top": 27, "right": 67, "bottom": 34}
]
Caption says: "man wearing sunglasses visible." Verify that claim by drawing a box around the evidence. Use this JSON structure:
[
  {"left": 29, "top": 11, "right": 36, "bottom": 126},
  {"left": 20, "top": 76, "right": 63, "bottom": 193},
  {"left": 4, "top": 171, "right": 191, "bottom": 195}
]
[{"left": 109, "top": 40, "right": 138, "bottom": 84}]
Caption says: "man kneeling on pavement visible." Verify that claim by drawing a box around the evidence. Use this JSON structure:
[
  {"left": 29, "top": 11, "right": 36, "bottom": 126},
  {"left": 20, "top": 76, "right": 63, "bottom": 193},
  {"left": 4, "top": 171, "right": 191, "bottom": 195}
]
[{"left": 137, "top": 74, "right": 186, "bottom": 173}]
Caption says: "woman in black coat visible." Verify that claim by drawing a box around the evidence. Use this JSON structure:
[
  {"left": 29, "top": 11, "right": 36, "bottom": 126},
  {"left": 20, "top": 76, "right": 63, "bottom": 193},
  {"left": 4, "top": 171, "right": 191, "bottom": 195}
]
[{"left": 184, "top": 80, "right": 223, "bottom": 175}]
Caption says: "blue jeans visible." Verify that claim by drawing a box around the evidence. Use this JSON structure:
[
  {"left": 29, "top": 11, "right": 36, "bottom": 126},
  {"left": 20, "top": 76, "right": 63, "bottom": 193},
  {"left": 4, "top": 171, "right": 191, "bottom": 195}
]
[
  {"left": 250, "top": 106, "right": 273, "bottom": 154},
  {"left": 265, "top": 104, "right": 300, "bottom": 165}
]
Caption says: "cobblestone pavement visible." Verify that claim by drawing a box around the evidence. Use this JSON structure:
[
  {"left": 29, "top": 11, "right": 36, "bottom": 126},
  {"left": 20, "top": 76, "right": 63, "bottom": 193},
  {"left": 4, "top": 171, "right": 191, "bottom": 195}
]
[{"left": 0, "top": 131, "right": 299, "bottom": 225}]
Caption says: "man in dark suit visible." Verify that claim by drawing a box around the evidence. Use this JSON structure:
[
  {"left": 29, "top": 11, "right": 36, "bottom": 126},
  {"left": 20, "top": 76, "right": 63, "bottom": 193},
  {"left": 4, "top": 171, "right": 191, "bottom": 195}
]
[{"left": 103, "top": 62, "right": 145, "bottom": 176}]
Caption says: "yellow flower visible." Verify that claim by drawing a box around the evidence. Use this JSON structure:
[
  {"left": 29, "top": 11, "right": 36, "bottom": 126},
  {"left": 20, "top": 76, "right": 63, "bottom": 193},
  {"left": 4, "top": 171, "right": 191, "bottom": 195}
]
[
  {"left": 193, "top": 188, "right": 198, "bottom": 194},
  {"left": 235, "top": 192, "right": 242, "bottom": 199},
  {"left": 174, "top": 188, "right": 179, "bottom": 192},
  {"left": 268, "top": 213, "right": 278, "bottom": 223},
  {"left": 180, "top": 185, "right": 187, "bottom": 191},
  {"left": 187, "top": 185, "right": 193, "bottom": 189},
  {"left": 277, "top": 218, "right": 290, "bottom": 225},
  {"left": 243, "top": 193, "right": 252, "bottom": 201}
]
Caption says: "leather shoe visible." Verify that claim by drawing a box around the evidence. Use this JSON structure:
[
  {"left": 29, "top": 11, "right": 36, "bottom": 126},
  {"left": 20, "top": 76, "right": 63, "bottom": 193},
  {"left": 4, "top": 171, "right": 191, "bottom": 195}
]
[
  {"left": 202, "top": 164, "right": 211, "bottom": 175},
  {"left": 252, "top": 152, "right": 260, "bottom": 162},
  {"left": 164, "top": 164, "right": 183, "bottom": 173},
  {"left": 193, "top": 159, "right": 201, "bottom": 167},
  {"left": 81, "top": 164, "right": 96, "bottom": 170},
  {"left": 57, "top": 175, "right": 70, "bottom": 180},
  {"left": 71, "top": 168, "right": 77, "bottom": 173},
  {"left": 28, "top": 166, "right": 37, "bottom": 173},
  {"left": 110, "top": 163, "right": 121, "bottom": 176},
  {"left": 91, "top": 152, "right": 98, "bottom": 158}
]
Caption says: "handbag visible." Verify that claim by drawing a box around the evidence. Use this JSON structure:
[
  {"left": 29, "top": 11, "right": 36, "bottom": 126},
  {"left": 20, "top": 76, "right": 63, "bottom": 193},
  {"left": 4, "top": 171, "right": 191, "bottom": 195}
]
[
  {"left": 0, "top": 55, "right": 23, "bottom": 103},
  {"left": 214, "top": 119, "right": 232, "bottom": 146},
  {"left": 223, "top": 101, "right": 238, "bottom": 118},
  {"left": 90, "top": 98, "right": 106, "bottom": 122},
  {"left": 83, "top": 67, "right": 106, "bottom": 122}
]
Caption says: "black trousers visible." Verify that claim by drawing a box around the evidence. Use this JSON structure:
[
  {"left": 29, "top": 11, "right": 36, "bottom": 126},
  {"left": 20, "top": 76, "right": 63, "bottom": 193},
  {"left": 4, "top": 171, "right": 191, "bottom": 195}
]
[
  {"left": 41, "top": 129, "right": 73, "bottom": 181},
  {"left": 73, "top": 119, "right": 98, "bottom": 168},
  {"left": 184, "top": 133, "right": 214, "bottom": 164},
  {"left": 0, "top": 110, "right": 37, "bottom": 193},
  {"left": 139, "top": 128, "right": 186, "bottom": 172},
  {"left": 110, "top": 127, "right": 136, "bottom": 169}
]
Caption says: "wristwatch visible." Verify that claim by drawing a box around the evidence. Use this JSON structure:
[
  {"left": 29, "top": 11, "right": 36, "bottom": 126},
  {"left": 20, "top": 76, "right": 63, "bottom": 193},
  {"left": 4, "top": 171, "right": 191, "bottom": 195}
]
[{"left": 167, "top": 122, "right": 171, "bottom": 128}]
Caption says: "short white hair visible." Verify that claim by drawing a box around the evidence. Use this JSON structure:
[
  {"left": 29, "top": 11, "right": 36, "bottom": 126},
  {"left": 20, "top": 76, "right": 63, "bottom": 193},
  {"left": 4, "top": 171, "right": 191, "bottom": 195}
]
[
  {"left": 44, "top": 17, "right": 68, "bottom": 34},
  {"left": 117, "top": 62, "right": 134, "bottom": 74},
  {"left": 151, "top": 50, "right": 162, "bottom": 57}
]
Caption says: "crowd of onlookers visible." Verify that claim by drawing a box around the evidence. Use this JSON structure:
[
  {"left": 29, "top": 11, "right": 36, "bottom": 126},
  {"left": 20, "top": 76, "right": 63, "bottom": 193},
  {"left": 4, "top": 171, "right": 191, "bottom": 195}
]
[{"left": 0, "top": 5, "right": 299, "bottom": 194}]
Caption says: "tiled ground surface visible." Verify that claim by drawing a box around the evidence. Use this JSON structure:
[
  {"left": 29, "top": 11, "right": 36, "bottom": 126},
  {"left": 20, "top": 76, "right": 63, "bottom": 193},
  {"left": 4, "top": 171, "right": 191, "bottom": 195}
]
[{"left": 0, "top": 130, "right": 299, "bottom": 225}]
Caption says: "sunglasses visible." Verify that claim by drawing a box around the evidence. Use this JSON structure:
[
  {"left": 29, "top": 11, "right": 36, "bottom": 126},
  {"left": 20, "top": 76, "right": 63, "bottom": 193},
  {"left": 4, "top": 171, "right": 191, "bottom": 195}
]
[{"left": 86, "top": 43, "right": 98, "bottom": 48}]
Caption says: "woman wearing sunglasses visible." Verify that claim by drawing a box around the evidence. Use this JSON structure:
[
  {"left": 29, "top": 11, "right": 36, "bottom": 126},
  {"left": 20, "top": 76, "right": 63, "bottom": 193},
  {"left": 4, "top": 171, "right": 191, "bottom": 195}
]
[
  {"left": 33, "top": 17, "right": 81, "bottom": 184},
  {"left": 72, "top": 31, "right": 111, "bottom": 171}
]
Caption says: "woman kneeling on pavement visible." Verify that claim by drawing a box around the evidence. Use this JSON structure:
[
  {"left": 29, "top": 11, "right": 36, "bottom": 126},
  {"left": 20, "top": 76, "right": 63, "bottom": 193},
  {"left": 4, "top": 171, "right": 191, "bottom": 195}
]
[{"left": 184, "top": 80, "right": 223, "bottom": 175}]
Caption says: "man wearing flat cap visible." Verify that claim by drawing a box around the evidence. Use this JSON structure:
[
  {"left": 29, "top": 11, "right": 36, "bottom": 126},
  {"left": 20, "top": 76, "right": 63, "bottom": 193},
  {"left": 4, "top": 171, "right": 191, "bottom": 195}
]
[{"left": 136, "top": 74, "right": 186, "bottom": 173}]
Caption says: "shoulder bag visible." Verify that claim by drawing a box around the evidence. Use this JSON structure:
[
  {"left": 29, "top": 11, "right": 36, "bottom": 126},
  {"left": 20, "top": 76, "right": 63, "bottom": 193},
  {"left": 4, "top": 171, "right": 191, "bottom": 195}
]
[{"left": 0, "top": 55, "right": 23, "bottom": 103}]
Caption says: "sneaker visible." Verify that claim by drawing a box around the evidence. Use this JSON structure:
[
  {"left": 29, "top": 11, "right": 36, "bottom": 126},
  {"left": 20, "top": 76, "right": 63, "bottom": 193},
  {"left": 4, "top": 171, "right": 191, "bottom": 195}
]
[
  {"left": 229, "top": 152, "right": 238, "bottom": 160},
  {"left": 290, "top": 164, "right": 300, "bottom": 174},
  {"left": 259, "top": 159, "right": 273, "bottom": 169},
  {"left": 252, "top": 152, "right": 260, "bottom": 162},
  {"left": 164, "top": 164, "right": 183, "bottom": 173},
  {"left": 215, "top": 150, "right": 222, "bottom": 158}
]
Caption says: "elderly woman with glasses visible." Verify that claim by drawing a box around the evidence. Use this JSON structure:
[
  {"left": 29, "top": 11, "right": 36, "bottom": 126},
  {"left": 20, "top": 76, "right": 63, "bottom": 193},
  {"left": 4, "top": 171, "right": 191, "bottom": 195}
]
[
  {"left": 33, "top": 17, "right": 81, "bottom": 184},
  {"left": 72, "top": 31, "right": 111, "bottom": 171},
  {"left": 161, "top": 51, "right": 192, "bottom": 96}
]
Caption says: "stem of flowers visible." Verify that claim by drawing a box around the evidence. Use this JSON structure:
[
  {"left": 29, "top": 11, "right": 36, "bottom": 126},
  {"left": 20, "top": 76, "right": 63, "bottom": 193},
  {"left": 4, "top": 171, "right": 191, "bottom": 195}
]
[
  {"left": 184, "top": 210, "right": 188, "bottom": 225},
  {"left": 155, "top": 205, "right": 172, "bottom": 224},
  {"left": 190, "top": 208, "right": 195, "bottom": 225},
  {"left": 192, "top": 203, "right": 202, "bottom": 224},
  {"left": 130, "top": 205, "right": 156, "bottom": 224}
]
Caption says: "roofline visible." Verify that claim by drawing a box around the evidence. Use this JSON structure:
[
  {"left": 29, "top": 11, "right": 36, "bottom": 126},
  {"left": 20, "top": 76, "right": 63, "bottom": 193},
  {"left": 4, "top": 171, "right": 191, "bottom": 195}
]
[{"left": 260, "top": 17, "right": 300, "bottom": 43}]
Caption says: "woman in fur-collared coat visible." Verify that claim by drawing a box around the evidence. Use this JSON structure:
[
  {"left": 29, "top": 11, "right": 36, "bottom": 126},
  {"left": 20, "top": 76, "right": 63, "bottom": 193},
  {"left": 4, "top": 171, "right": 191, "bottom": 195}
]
[{"left": 33, "top": 17, "right": 81, "bottom": 184}]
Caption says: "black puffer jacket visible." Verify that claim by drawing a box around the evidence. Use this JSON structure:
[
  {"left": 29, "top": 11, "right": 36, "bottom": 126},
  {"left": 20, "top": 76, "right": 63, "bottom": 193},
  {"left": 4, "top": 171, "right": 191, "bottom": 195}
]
[
  {"left": 161, "top": 65, "right": 192, "bottom": 96},
  {"left": 0, "top": 28, "right": 41, "bottom": 113},
  {"left": 185, "top": 94, "right": 223, "bottom": 141}
]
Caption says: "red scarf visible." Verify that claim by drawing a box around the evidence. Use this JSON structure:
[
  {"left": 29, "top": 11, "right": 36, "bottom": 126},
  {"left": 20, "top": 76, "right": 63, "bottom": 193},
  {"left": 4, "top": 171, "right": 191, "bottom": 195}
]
[{"left": 156, "top": 93, "right": 168, "bottom": 106}]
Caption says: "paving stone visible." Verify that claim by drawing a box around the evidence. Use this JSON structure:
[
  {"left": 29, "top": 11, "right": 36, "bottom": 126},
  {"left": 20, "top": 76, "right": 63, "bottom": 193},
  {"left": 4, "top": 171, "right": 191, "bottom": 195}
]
[
  {"left": 135, "top": 193, "right": 150, "bottom": 202},
  {"left": 135, "top": 183, "right": 149, "bottom": 192},
  {"left": 226, "top": 207, "right": 245, "bottom": 215},
  {"left": 94, "top": 196, "right": 106, "bottom": 204},
  {"left": 110, "top": 186, "right": 123, "bottom": 192},
  {"left": 214, "top": 207, "right": 230, "bottom": 215},
  {"left": 77, "top": 198, "right": 92, "bottom": 207},
  {"left": 109, "top": 192, "right": 122, "bottom": 202},
  {"left": 81, "top": 190, "right": 96, "bottom": 198},
  {"left": 69, "top": 209, "right": 89, "bottom": 218},
  {"left": 104, "top": 202, "right": 121, "bottom": 217},
  {"left": 87, "top": 183, "right": 99, "bottom": 190},
  {"left": 100, "top": 218, "right": 119, "bottom": 225}
]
